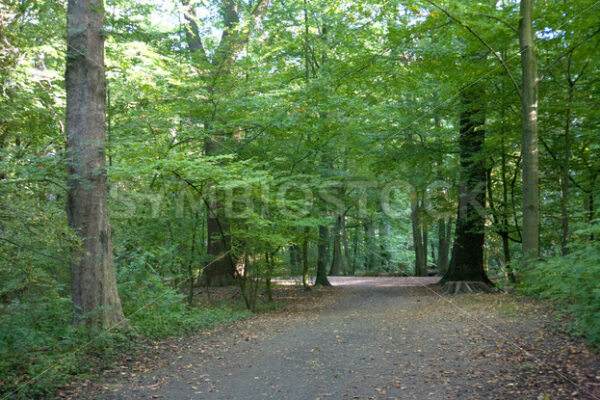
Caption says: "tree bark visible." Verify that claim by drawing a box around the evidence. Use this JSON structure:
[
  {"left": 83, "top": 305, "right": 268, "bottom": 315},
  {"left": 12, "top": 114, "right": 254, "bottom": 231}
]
[
  {"left": 561, "top": 57, "right": 578, "bottom": 255},
  {"left": 442, "top": 88, "right": 491, "bottom": 285},
  {"left": 499, "top": 129, "right": 514, "bottom": 281},
  {"left": 289, "top": 244, "right": 301, "bottom": 275},
  {"left": 302, "top": 227, "right": 310, "bottom": 289},
  {"left": 519, "top": 0, "right": 540, "bottom": 260},
  {"left": 379, "top": 219, "right": 392, "bottom": 270},
  {"left": 350, "top": 222, "right": 359, "bottom": 276},
  {"left": 411, "top": 189, "right": 427, "bottom": 276},
  {"left": 181, "top": 0, "right": 270, "bottom": 286},
  {"left": 342, "top": 215, "right": 352, "bottom": 275},
  {"left": 204, "top": 194, "right": 235, "bottom": 286},
  {"left": 363, "top": 221, "right": 376, "bottom": 270},
  {"left": 437, "top": 218, "right": 450, "bottom": 273},
  {"left": 66, "top": 0, "right": 126, "bottom": 329},
  {"left": 560, "top": 94, "right": 571, "bottom": 255},
  {"left": 315, "top": 225, "right": 331, "bottom": 286},
  {"left": 421, "top": 208, "right": 428, "bottom": 272},
  {"left": 329, "top": 215, "right": 344, "bottom": 276}
]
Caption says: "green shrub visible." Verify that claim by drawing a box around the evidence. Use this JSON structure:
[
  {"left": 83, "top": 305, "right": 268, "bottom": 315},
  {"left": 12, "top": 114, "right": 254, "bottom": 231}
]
[
  {"left": 521, "top": 221, "right": 600, "bottom": 347},
  {"left": 119, "top": 273, "right": 251, "bottom": 338},
  {"left": 0, "top": 287, "right": 131, "bottom": 399},
  {"left": 0, "top": 271, "right": 251, "bottom": 399}
]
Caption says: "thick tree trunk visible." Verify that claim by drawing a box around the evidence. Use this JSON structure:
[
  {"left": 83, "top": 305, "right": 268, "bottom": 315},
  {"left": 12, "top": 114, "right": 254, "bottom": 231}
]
[
  {"left": 202, "top": 132, "right": 236, "bottom": 286},
  {"left": 66, "top": 0, "right": 126, "bottom": 328},
  {"left": 442, "top": 89, "right": 491, "bottom": 285},
  {"left": 519, "top": 0, "right": 540, "bottom": 260},
  {"left": 204, "top": 203, "right": 235, "bottom": 286},
  {"left": 203, "top": 140, "right": 235, "bottom": 285},
  {"left": 315, "top": 225, "right": 331, "bottom": 286}
]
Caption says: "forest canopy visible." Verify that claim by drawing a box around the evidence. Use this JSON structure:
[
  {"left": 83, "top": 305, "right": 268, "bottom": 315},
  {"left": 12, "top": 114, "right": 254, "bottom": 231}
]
[{"left": 0, "top": 0, "right": 599, "bottom": 397}]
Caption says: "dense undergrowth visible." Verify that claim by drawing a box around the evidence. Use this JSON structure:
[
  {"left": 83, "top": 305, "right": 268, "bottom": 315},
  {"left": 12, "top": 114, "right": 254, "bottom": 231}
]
[
  {"left": 0, "top": 278, "right": 250, "bottom": 399},
  {"left": 521, "top": 221, "right": 600, "bottom": 347}
]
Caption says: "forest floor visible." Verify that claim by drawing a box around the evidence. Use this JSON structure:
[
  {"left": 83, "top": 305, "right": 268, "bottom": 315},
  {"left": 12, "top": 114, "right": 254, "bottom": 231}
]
[{"left": 72, "top": 277, "right": 600, "bottom": 400}]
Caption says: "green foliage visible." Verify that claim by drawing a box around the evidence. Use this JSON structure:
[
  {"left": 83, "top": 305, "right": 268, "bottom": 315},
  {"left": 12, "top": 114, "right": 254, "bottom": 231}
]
[
  {"left": 0, "top": 285, "right": 132, "bottom": 399},
  {"left": 119, "top": 271, "right": 250, "bottom": 338},
  {"left": 2, "top": 0, "right": 600, "bottom": 395},
  {"left": 521, "top": 221, "right": 600, "bottom": 346},
  {"left": 0, "top": 271, "right": 250, "bottom": 399}
]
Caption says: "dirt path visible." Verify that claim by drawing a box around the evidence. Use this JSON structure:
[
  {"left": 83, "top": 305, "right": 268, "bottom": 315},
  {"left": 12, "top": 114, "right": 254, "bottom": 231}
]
[{"left": 80, "top": 278, "right": 600, "bottom": 400}]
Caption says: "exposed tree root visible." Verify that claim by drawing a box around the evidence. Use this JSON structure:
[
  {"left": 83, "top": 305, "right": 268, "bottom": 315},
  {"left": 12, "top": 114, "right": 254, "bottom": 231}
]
[{"left": 442, "top": 281, "right": 495, "bottom": 295}]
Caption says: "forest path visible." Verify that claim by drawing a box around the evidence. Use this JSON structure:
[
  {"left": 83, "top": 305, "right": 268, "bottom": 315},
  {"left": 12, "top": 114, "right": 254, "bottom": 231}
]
[{"left": 81, "top": 278, "right": 600, "bottom": 400}]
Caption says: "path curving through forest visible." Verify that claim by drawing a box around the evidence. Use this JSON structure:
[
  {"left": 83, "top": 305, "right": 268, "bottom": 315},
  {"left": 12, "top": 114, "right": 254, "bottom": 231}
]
[{"left": 80, "top": 278, "right": 600, "bottom": 400}]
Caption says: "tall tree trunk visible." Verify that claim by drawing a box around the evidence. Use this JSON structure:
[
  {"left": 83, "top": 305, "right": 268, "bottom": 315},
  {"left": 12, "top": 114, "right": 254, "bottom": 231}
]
[
  {"left": 420, "top": 202, "right": 428, "bottom": 272},
  {"left": 379, "top": 219, "right": 392, "bottom": 270},
  {"left": 585, "top": 175, "right": 596, "bottom": 240},
  {"left": 265, "top": 252, "right": 274, "bottom": 302},
  {"left": 437, "top": 218, "right": 450, "bottom": 273},
  {"left": 187, "top": 210, "right": 200, "bottom": 309},
  {"left": 560, "top": 83, "right": 574, "bottom": 255},
  {"left": 499, "top": 129, "right": 515, "bottom": 281},
  {"left": 204, "top": 180, "right": 235, "bottom": 286},
  {"left": 181, "top": 0, "right": 270, "bottom": 286},
  {"left": 66, "top": 0, "right": 126, "bottom": 328},
  {"left": 363, "top": 221, "right": 376, "bottom": 270},
  {"left": 315, "top": 225, "right": 331, "bottom": 286},
  {"left": 411, "top": 189, "right": 427, "bottom": 276},
  {"left": 342, "top": 215, "right": 352, "bottom": 275},
  {"left": 290, "top": 244, "right": 301, "bottom": 275},
  {"left": 329, "top": 215, "right": 344, "bottom": 276},
  {"left": 442, "top": 88, "right": 491, "bottom": 285},
  {"left": 350, "top": 223, "right": 359, "bottom": 276},
  {"left": 519, "top": 0, "right": 540, "bottom": 260},
  {"left": 302, "top": 227, "right": 310, "bottom": 289}
]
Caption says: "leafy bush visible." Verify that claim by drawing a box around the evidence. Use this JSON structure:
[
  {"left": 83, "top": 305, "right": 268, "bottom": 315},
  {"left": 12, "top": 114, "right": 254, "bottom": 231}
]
[
  {"left": 118, "top": 272, "right": 250, "bottom": 338},
  {"left": 0, "top": 286, "right": 131, "bottom": 399},
  {"left": 521, "top": 221, "right": 600, "bottom": 346},
  {"left": 0, "top": 269, "right": 251, "bottom": 399}
]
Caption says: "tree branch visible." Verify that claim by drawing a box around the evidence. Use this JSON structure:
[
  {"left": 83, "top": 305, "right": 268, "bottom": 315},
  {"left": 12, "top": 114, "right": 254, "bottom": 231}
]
[
  {"left": 181, "top": 0, "right": 209, "bottom": 64},
  {"left": 539, "top": 27, "right": 600, "bottom": 81},
  {"left": 472, "top": 13, "right": 517, "bottom": 33},
  {"left": 539, "top": 136, "right": 589, "bottom": 193},
  {"left": 423, "top": 0, "right": 522, "bottom": 98}
]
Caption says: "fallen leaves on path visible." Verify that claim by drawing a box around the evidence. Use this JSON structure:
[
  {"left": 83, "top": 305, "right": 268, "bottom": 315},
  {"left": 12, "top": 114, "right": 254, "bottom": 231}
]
[{"left": 69, "top": 278, "right": 599, "bottom": 400}]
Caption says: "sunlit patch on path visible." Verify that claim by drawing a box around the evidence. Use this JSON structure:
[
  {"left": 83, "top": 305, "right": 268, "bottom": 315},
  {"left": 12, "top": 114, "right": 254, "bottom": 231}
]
[{"left": 273, "top": 276, "right": 440, "bottom": 287}]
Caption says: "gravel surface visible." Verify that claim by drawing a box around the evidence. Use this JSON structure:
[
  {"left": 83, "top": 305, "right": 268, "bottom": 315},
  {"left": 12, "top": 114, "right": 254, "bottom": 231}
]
[{"left": 78, "top": 277, "right": 600, "bottom": 400}]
